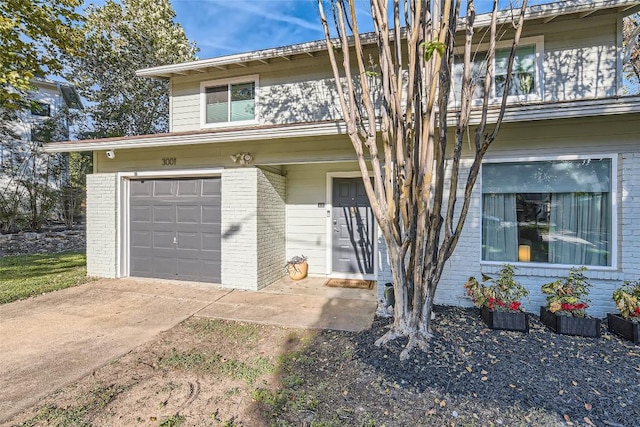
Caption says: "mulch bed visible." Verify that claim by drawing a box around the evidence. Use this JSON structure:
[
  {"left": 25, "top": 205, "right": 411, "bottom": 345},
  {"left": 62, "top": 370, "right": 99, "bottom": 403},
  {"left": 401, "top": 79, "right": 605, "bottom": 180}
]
[{"left": 273, "top": 305, "right": 639, "bottom": 427}]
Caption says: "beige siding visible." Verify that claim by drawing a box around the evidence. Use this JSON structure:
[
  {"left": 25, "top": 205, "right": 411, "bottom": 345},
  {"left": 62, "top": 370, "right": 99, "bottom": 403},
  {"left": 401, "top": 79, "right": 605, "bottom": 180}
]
[
  {"left": 170, "top": 54, "right": 342, "bottom": 133},
  {"left": 540, "top": 14, "right": 619, "bottom": 101},
  {"left": 93, "top": 135, "right": 356, "bottom": 174},
  {"left": 168, "top": 11, "right": 624, "bottom": 133},
  {"left": 284, "top": 162, "right": 362, "bottom": 276}
]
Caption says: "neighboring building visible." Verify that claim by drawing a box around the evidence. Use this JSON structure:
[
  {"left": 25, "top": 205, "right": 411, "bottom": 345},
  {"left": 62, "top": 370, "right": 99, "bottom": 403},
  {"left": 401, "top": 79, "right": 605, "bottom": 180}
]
[
  {"left": 1, "top": 77, "right": 82, "bottom": 181},
  {"left": 46, "top": 0, "right": 640, "bottom": 316}
]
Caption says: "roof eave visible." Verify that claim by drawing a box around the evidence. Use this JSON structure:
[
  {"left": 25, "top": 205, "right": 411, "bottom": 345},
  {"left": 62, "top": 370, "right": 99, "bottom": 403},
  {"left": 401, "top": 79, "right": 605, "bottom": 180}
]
[
  {"left": 43, "top": 97, "right": 640, "bottom": 153},
  {"left": 136, "top": 0, "right": 640, "bottom": 79}
]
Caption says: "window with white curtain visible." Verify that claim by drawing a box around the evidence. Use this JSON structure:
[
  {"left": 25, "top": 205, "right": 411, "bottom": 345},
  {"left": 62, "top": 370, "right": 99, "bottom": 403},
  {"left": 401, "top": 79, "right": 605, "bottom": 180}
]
[
  {"left": 481, "top": 158, "right": 613, "bottom": 267},
  {"left": 201, "top": 76, "right": 258, "bottom": 127}
]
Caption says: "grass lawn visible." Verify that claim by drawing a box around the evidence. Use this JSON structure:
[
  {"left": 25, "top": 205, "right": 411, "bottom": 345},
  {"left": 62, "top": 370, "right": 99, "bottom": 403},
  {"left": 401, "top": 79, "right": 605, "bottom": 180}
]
[{"left": 0, "top": 252, "right": 92, "bottom": 305}]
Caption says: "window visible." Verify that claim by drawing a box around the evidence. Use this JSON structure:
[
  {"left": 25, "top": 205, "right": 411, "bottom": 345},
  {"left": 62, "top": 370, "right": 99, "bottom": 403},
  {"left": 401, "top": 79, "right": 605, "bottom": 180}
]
[
  {"left": 201, "top": 76, "right": 258, "bottom": 127},
  {"left": 451, "top": 37, "right": 542, "bottom": 105},
  {"left": 30, "top": 101, "right": 50, "bottom": 117},
  {"left": 481, "top": 158, "right": 613, "bottom": 267}
]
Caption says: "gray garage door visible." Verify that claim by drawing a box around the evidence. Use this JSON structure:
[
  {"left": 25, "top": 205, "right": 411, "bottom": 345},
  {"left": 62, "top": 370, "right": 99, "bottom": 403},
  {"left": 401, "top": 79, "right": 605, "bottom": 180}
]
[{"left": 130, "top": 178, "right": 221, "bottom": 282}]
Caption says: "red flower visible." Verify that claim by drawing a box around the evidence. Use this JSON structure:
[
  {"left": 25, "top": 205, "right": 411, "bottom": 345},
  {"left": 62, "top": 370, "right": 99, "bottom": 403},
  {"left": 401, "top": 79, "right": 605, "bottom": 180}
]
[
  {"left": 633, "top": 307, "right": 640, "bottom": 317},
  {"left": 561, "top": 303, "right": 574, "bottom": 311},
  {"left": 488, "top": 297, "right": 495, "bottom": 303},
  {"left": 509, "top": 301, "right": 521, "bottom": 311},
  {"left": 496, "top": 299, "right": 506, "bottom": 308}
]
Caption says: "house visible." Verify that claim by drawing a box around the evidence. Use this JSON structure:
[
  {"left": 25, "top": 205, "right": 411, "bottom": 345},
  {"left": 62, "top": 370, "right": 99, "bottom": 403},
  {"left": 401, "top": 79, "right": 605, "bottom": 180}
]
[
  {"left": 45, "top": 0, "right": 640, "bottom": 316},
  {"left": 0, "top": 78, "right": 83, "bottom": 232},
  {"left": 2, "top": 77, "right": 82, "bottom": 149},
  {"left": 1, "top": 77, "right": 82, "bottom": 183}
]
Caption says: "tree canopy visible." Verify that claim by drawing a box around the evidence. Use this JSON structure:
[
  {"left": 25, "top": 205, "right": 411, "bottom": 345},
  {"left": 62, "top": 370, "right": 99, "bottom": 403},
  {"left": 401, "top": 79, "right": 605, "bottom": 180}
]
[
  {"left": 68, "top": 0, "right": 198, "bottom": 137},
  {"left": 0, "top": 0, "right": 82, "bottom": 111}
]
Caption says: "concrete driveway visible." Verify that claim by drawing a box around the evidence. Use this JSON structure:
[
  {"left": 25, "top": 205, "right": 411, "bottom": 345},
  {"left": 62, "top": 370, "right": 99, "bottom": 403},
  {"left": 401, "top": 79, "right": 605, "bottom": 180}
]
[{"left": 0, "top": 278, "right": 375, "bottom": 422}]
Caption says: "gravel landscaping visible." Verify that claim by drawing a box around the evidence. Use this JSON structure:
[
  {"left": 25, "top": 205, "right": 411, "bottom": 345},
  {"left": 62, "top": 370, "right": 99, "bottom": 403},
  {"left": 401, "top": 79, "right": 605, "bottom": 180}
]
[{"left": 267, "top": 306, "right": 640, "bottom": 427}]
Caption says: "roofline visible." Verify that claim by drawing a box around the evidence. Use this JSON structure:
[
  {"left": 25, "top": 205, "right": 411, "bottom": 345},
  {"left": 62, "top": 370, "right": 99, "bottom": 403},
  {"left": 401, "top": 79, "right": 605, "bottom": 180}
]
[
  {"left": 43, "top": 97, "right": 640, "bottom": 153},
  {"left": 136, "top": 0, "right": 640, "bottom": 79}
]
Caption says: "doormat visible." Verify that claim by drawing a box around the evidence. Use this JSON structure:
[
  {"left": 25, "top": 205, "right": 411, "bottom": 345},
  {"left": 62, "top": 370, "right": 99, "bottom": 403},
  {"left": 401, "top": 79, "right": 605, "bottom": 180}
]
[{"left": 324, "top": 278, "right": 375, "bottom": 290}]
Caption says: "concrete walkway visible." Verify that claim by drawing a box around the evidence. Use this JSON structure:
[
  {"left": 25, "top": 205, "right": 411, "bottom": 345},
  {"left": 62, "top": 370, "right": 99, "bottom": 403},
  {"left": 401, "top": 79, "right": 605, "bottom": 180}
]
[{"left": 0, "top": 278, "right": 376, "bottom": 423}]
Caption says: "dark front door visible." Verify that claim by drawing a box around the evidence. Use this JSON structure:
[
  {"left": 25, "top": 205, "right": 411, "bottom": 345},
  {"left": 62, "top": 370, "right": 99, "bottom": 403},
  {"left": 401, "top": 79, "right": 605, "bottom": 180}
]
[
  {"left": 332, "top": 177, "right": 374, "bottom": 274},
  {"left": 129, "top": 178, "right": 221, "bottom": 282}
]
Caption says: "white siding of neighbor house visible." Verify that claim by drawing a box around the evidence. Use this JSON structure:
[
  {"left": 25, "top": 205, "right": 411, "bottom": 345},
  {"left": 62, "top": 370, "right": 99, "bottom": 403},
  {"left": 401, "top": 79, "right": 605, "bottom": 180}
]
[
  {"left": 86, "top": 173, "right": 118, "bottom": 278},
  {"left": 168, "top": 11, "right": 624, "bottom": 133}
]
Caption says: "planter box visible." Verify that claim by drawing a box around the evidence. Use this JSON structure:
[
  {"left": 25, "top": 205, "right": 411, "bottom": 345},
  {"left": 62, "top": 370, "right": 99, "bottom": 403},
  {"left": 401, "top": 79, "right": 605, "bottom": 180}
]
[
  {"left": 481, "top": 306, "right": 529, "bottom": 333},
  {"left": 540, "top": 306, "right": 601, "bottom": 338},
  {"left": 607, "top": 313, "right": 640, "bottom": 343}
]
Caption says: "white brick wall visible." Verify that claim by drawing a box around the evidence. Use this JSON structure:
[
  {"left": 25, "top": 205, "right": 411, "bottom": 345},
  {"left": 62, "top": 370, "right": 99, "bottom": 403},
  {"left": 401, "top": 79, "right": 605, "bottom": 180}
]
[
  {"left": 221, "top": 167, "right": 286, "bottom": 290},
  {"left": 86, "top": 173, "right": 117, "bottom": 278},
  {"left": 256, "top": 169, "right": 286, "bottom": 289},
  {"left": 375, "top": 152, "right": 640, "bottom": 317},
  {"left": 221, "top": 168, "right": 258, "bottom": 289}
]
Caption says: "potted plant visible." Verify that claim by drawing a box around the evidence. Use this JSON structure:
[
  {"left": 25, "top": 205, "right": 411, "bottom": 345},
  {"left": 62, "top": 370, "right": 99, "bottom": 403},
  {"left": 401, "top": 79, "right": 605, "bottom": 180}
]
[
  {"left": 464, "top": 264, "right": 530, "bottom": 333},
  {"left": 285, "top": 255, "right": 308, "bottom": 280},
  {"left": 540, "top": 267, "right": 601, "bottom": 338},
  {"left": 608, "top": 281, "right": 640, "bottom": 343}
]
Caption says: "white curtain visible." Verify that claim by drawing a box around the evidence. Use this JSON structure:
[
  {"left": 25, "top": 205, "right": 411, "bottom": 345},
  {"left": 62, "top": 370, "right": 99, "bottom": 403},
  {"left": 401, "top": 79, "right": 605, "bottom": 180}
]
[
  {"left": 549, "top": 193, "right": 610, "bottom": 266},
  {"left": 482, "top": 194, "right": 518, "bottom": 261}
]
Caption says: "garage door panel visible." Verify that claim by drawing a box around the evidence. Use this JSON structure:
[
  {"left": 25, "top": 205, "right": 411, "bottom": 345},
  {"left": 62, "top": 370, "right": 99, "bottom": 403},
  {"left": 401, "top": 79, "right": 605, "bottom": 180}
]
[
  {"left": 152, "top": 206, "right": 175, "bottom": 224},
  {"left": 202, "top": 205, "right": 221, "bottom": 224},
  {"left": 176, "top": 258, "right": 199, "bottom": 275},
  {"left": 131, "top": 206, "right": 151, "bottom": 223},
  {"left": 130, "top": 230, "right": 151, "bottom": 248},
  {"left": 201, "top": 261, "right": 221, "bottom": 281},
  {"left": 153, "top": 231, "right": 175, "bottom": 249},
  {"left": 202, "top": 178, "right": 221, "bottom": 195},
  {"left": 130, "top": 256, "right": 152, "bottom": 274},
  {"left": 130, "top": 181, "right": 152, "bottom": 197},
  {"left": 176, "top": 232, "right": 199, "bottom": 250},
  {"left": 152, "top": 257, "right": 177, "bottom": 276},
  {"left": 153, "top": 181, "right": 174, "bottom": 196},
  {"left": 130, "top": 177, "right": 221, "bottom": 283},
  {"left": 176, "top": 206, "right": 199, "bottom": 224},
  {"left": 202, "top": 232, "right": 221, "bottom": 251},
  {"left": 177, "top": 180, "right": 199, "bottom": 197}
]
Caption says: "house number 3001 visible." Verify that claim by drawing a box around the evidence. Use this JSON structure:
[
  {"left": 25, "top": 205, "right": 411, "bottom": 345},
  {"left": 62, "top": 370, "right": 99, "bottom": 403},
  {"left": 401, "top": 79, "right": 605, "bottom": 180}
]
[{"left": 162, "top": 157, "right": 176, "bottom": 166}]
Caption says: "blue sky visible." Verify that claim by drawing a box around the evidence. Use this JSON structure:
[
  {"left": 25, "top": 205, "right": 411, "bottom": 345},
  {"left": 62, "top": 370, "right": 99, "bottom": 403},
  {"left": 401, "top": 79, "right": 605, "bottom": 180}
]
[{"left": 169, "top": 0, "right": 554, "bottom": 60}]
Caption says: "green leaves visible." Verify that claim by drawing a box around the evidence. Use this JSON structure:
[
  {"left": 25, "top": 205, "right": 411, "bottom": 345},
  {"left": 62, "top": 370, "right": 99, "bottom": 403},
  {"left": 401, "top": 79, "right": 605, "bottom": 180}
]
[
  {"left": 0, "top": 0, "right": 83, "bottom": 111},
  {"left": 68, "top": 0, "right": 198, "bottom": 137},
  {"left": 420, "top": 40, "right": 446, "bottom": 62}
]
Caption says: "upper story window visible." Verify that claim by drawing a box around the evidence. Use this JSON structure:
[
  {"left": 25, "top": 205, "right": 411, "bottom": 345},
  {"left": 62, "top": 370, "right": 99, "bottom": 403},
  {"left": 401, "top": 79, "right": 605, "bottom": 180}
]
[
  {"left": 200, "top": 75, "right": 258, "bottom": 128},
  {"left": 481, "top": 156, "right": 614, "bottom": 268},
  {"left": 30, "top": 101, "right": 51, "bottom": 117},
  {"left": 451, "top": 36, "right": 543, "bottom": 105}
]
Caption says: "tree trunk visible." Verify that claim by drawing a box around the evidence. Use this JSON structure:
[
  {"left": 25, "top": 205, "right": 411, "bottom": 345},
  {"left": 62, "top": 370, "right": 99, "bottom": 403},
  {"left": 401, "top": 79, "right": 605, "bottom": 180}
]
[{"left": 319, "top": 0, "right": 528, "bottom": 358}]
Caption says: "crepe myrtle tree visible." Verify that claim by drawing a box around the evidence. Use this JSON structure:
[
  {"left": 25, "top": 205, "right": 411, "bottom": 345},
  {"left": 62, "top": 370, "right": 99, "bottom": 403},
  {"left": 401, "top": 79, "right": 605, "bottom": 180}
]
[{"left": 317, "top": 0, "right": 527, "bottom": 358}]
